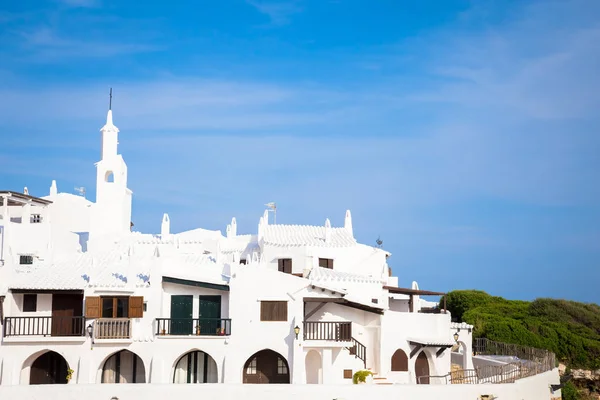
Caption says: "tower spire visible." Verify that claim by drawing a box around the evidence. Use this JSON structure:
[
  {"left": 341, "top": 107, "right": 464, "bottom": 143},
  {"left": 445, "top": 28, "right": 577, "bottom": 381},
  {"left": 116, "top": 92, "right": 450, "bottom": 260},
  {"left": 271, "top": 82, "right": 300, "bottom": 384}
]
[{"left": 109, "top": 88, "right": 112, "bottom": 111}]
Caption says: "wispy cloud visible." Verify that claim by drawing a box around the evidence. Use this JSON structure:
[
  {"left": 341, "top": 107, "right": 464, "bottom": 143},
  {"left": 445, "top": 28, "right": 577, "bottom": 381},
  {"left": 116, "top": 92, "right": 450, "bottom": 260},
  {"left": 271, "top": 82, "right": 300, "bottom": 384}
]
[
  {"left": 246, "top": 0, "right": 302, "bottom": 26},
  {"left": 56, "top": 0, "right": 99, "bottom": 8},
  {"left": 13, "top": 26, "right": 160, "bottom": 61}
]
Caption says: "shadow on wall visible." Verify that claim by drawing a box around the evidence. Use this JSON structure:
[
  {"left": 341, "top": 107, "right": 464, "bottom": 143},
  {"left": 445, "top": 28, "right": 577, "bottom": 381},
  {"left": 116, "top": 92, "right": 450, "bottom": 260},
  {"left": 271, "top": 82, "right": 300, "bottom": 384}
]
[{"left": 75, "top": 232, "right": 89, "bottom": 252}]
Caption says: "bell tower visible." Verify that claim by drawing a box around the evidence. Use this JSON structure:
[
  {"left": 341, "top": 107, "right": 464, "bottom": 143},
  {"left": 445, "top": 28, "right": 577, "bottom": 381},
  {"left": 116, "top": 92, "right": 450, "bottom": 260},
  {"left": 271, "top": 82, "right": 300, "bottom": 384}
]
[{"left": 90, "top": 90, "right": 133, "bottom": 245}]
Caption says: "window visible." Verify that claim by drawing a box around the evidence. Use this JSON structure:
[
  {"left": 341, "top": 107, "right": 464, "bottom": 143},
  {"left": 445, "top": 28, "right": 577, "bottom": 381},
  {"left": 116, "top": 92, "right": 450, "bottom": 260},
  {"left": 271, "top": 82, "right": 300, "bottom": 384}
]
[
  {"left": 31, "top": 214, "right": 42, "bottom": 223},
  {"left": 260, "top": 301, "right": 287, "bottom": 321},
  {"left": 391, "top": 349, "right": 409, "bottom": 372},
  {"left": 278, "top": 258, "right": 292, "bottom": 274},
  {"left": 19, "top": 255, "right": 33, "bottom": 265},
  {"left": 372, "top": 298, "right": 379, "bottom": 304},
  {"left": 246, "top": 357, "right": 257, "bottom": 375},
  {"left": 240, "top": 259, "right": 247, "bottom": 265},
  {"left": 102, "top": 297, "right": 129, "bottom": 318},
  {"left": 277, "top": 358, "right": 288, "bottom": 375},
  {"left": 23, "top": 294, "right": 37, "bottom": 312},
  {"left": 318, "top": 258, "right": 334, "bottom": 269}
]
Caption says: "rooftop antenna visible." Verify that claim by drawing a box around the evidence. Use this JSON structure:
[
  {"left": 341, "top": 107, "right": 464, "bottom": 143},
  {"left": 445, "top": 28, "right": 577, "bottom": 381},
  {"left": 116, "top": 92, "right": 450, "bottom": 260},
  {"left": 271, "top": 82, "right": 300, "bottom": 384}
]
[
  {"left": 74, "top": 186, "right": 86, "bottom": 198},
  {"left": 265, "top": 202, "right": 277, "bottom": 224},
  {"left": 109, "top": 87, "right": 112, "bottom": 110},
  {"left": 376, "top": 236, "right": 383, "bottom": 248}
]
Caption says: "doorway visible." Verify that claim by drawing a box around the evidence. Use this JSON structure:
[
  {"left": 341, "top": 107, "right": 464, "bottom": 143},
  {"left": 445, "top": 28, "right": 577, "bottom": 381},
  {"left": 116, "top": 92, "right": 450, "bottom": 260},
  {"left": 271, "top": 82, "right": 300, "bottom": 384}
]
[
  {"left": 199, "top": 295, "right": 221, "bottom": 336},
  {"left": 243, "top": 349, "right": 290, "bottom": 384},
  {"left": 30, "top": 351, "right": 68, "bottom": 384},
  {"left": 170, "top": 295, "right": 193, "bottom": 335},
  {"left": 51, "top": 293, "right": 83, "bottom": 336},
  {"left": 415, "top": 351, "right": 430, "bottom": 384}
]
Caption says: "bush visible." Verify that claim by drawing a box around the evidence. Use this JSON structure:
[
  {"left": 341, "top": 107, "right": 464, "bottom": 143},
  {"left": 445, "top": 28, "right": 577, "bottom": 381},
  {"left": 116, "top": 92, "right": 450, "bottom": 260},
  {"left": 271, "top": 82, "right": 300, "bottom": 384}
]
[
  {"left": 352, "top": 370, "right": 372, "bottom": 384},
  {"left": 561, "top": 381, "right": 580, "bottom": 400},
  {"left": 445, "top": 290, "right": 600, "bottom": 370}
]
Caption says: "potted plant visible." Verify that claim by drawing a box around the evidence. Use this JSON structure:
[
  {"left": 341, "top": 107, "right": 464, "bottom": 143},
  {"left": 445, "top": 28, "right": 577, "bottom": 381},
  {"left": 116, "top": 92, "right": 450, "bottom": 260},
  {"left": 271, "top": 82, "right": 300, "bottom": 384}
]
[
  {"left": 66, "top": 368, "right": 74, "bottom": 383},
  {"left": 196, "top": 325, "right": 201, "bottom": 335},
  {"left": 160, "top": 328, "right": 166, "bottom": 335},
  {"left": 352, "top": 370, "right": 373, "bottom": 385}
]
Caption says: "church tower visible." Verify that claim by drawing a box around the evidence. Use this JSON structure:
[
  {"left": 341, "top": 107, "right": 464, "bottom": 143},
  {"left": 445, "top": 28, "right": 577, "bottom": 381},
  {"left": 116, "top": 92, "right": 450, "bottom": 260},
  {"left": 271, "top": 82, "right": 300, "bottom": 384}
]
[{"left": 89, "top": 91, "right": 133, "bottom": 245}]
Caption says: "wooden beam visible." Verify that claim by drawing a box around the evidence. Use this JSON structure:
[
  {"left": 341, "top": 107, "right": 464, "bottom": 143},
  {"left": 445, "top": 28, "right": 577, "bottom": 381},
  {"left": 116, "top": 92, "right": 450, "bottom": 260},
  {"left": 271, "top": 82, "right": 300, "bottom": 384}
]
[
  {"left": 305, "top": 302, "right": 327, "bottom": 320},
  {"left": 436, "top": 347, "right": 447, "bottom": 358},
  {"left": 162, "top": 276, "right": 229, "bottom": 291},
  {"left": 410, "top": 344, "right": 425, "bottom": 358}
]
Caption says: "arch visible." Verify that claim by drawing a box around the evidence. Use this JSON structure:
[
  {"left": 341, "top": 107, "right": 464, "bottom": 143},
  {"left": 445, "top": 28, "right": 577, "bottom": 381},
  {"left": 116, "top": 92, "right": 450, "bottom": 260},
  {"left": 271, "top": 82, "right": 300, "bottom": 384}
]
[
  {"left": 305, "top": 350, "right": 322, "bottom": 384},
  {"left": 101, "top": 350, "right": 145, "bottom": 383},
  {"left": 173, "top": 350, "right": 218, "bottom": 384},
  {"left": 391, "top": 349, "right": 409, "bottom": 372},
  {"left": 105, "top": 171, "right": 114, "bottom": 183},
  {"left": 243, "top": 349, "right": 290, "bottom": 384},
  {"left": 29, "top": 351, "right": 69, "bottom": 385},
  {"left": 415, "top": 351, "right": 430, "bottom": 384}
]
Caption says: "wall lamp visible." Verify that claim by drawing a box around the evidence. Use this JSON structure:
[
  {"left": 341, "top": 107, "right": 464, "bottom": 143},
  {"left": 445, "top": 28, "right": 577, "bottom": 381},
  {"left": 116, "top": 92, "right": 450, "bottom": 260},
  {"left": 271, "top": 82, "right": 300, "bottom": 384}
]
[
  {"left": 294, "top": 325, "right": 300, "bottom": 340},
  {"left": 87, "top": 324, "right": 93, "bottom": 339},
  {"left": 453, "top": 331, "right": 460, "bottom": 343}
]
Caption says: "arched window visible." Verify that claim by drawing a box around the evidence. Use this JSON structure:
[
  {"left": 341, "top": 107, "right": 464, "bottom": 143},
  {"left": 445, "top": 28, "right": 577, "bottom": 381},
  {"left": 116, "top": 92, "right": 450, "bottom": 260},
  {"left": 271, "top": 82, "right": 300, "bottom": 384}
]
[
  {"left": 173, "top": 350, "right": 218, "bottom": 383},
  {"left": 101, "top": 350, "right": 145, "bottom": 383},
  {"left": 105, "top": 171, "right": 114, "bottom": 183},
  {"left": 243, "top": 349, "right": 289, "bottom": 384},
  {"left": 391, "top": 349, "right": 408, "bottom": 372}
]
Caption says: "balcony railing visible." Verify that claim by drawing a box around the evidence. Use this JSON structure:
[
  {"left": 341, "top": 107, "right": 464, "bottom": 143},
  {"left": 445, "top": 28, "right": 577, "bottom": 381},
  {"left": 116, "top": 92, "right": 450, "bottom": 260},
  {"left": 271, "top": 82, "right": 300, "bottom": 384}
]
[
  {"left": 156, "top": 318, "right": 232, "bottom": 336},
  {"left": 94, "top": 318, "right": 131, "bottom": 339},
  {"left": 303, "top": 321, "right": 352, "bottom": 341},
  {"left": 3, "top": 316, "right": 85, "bottom": 337}
]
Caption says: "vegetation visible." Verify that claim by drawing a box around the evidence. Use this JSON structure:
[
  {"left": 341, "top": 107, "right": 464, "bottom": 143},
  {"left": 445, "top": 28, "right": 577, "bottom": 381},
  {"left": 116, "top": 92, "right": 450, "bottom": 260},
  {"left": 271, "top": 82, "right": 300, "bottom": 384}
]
[
  {"left": 352, "top": 370, "right": 373, "bottom": 384},
  {"left": 444, "top": 290, "right": 600, "bottom": 399}
]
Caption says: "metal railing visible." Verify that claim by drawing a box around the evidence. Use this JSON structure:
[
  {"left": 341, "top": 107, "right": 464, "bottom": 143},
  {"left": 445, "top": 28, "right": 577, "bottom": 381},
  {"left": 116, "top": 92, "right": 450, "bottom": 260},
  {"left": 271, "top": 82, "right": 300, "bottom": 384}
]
[
  {"left": 3, "top": 316, "right": 85, "bottom": 337},
  {"left": 155, "top": 318, "right": 232, "bottom": 336},
  {"left": 418, "top": 338, "right": 556, "bottom": 385},
  {"left": 94, "top": 318, "right": 131, "bottom": 339},
  {"left": 303, "top": 321, "right": 352, "bottom": 341}
]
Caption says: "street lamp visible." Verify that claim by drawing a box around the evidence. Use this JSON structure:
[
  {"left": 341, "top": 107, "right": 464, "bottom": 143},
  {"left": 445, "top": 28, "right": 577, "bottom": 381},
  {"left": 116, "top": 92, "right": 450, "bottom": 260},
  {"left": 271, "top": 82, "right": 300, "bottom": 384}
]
[
  {"left": 453, "top": 331, "right": 460, "bottom": 343},
  {"left": 294, "top": 325, "right": 300, "bottom": 340}
]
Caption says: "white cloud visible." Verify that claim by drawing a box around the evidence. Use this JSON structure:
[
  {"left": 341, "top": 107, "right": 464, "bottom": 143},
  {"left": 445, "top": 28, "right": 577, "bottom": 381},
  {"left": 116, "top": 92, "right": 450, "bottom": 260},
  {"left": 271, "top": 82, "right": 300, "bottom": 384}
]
[{"left": 246, "top": 0, "right": 302, "bottom": 26}]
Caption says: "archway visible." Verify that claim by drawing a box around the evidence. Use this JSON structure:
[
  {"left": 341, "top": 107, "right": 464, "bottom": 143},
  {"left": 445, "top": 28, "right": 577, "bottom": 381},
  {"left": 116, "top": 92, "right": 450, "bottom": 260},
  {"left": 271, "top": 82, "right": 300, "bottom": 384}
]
[
  {"left": 243, "top": 349, "right": 289, "bottom": 384},
  {"left": 173, "top": 350, "right": 218, "bottom": 383},
  {"left": 305, "top": 350, "right": 322, "bottom": 384},
  {"left": 391, "top": 349, "right": 408, "bottom": 372},
  {"left": 105, "top": 171, "right": 114, "bottom": 183},
  {"left": 30, "top": 351, "right": 68, "bottom": 385},
  {"left": 101, "top": 350, "right": 145, "bottom": 383},
  {"left": 415, "top": 351, "right": 430, "bottom": 384}
]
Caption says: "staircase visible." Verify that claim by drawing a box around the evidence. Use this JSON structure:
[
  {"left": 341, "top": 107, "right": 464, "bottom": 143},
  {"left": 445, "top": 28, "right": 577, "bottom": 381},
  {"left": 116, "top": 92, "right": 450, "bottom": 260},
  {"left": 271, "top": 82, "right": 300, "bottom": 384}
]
[{"left": 347, "top": 337, "right": 366, "bottom": 368}]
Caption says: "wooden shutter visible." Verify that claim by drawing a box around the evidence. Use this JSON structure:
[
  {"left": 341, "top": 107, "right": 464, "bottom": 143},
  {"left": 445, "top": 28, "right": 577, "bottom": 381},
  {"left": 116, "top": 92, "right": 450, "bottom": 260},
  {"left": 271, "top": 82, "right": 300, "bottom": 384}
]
[
  {"left": 85, "top": 296, "right": 101, "bottom": 318},
  {"left": 278, "top": 259, "right": 292, "bottom": 274},
  {"left": 129, "top": 296, "right": 144, "bottom": 318},
  {"left": 318, "top": 258, "right": 333, "bottom": 269},
  {"left": 260, "top": 301, "right": 287, "bottom": 321},
  {"left": 391, "top": 349, "right": 409, "bottom": 371}
]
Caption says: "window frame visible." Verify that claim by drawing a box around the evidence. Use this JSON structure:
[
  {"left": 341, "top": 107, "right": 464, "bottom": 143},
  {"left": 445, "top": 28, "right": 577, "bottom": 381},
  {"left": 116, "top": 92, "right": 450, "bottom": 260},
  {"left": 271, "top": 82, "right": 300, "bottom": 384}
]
[
  {"left": 318, "top": 258, "right": 334, "bottom": 269},
  {"left": 277, "top": 258, "right": 292, "bottom": 274},
  {"left": 23, "top": 294, "right": 37, "bottom": 312},
  {"left": 101, "top": 296, "right": 129, "bottom": 318},
  {"left": 19, "top": 255, "right": 33, "bottom": 265}
]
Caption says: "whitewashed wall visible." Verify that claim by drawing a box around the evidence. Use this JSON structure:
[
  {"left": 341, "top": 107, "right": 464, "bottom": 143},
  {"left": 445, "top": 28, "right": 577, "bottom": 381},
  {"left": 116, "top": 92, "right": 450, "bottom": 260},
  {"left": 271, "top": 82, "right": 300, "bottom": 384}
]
[{"left": 0, "top": 368, "right": 562, "bottom": 400}]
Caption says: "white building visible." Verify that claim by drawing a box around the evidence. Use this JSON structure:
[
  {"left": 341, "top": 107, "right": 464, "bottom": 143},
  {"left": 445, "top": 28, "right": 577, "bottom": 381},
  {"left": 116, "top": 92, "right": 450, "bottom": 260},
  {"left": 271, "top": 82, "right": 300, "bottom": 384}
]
[{"left": 0, "top": 108, "right": 557, "bottom": 397}]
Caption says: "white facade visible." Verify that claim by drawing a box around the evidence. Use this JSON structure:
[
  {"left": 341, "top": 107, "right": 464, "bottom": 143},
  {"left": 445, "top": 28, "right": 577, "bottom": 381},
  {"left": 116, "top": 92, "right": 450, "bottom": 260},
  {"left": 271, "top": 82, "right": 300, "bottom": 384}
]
[{"left": 0, "top": 109, "right": 559, "bottom": 398}]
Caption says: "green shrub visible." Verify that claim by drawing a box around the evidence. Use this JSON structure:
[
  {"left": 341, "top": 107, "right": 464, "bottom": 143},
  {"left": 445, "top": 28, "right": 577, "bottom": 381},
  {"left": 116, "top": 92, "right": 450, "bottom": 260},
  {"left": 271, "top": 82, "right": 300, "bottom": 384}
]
[
  {"left": 561, "top": 381, "right": 580, "bottom": 400},
  {"left": 352, "top": 370, "right": 372, "bottom": 384}
]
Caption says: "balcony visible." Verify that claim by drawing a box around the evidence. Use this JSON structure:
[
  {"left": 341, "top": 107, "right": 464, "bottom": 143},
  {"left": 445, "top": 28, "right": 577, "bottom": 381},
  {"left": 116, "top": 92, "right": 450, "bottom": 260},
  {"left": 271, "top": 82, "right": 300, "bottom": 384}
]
[
  {"left": 3, "top": 316, "right": 85, "bottom": 337},
  {"left": 94, "top": 318, "right": 131, "bottom": 339},
  {"left": 156, "top": 318, "right": 232, "bottom": 336},
  {"left": 303, "top": 321, "right": 352, "bottom": 341}
]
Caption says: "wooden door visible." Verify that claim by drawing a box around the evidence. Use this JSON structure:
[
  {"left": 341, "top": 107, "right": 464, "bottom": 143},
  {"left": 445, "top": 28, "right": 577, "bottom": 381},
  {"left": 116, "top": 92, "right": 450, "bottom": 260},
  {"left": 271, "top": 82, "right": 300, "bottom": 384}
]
[
  {"left": 415, "top": 351, "right": 430, "bottom": 384},
  {"left": 170, "top": 295, "right": 193, "bottom": 335},
  {"left": 199, "top": 295, "right": 221, "bottom": 335},
  {"left": 243, "top": 350, "right": 289, "bottom": 384},
  {"left": 30, "top": 351, "right": 68, "bottom": 384},
  {"left": 51, "top": 293, "right": 83, "bottom": 336}
]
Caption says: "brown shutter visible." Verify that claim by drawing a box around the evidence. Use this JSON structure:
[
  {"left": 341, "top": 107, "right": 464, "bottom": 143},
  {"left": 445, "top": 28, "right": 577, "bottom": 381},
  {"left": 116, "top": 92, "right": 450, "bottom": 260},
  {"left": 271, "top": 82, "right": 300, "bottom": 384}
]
[
  {"left": 85, "top": 297, "right": 101, "bottom": 318},
  {"left": 129, "top": 296, "right": 144, "bottom": 318},
  {"left": 260, "top": 301, "right": 287, "bottom": 321}
]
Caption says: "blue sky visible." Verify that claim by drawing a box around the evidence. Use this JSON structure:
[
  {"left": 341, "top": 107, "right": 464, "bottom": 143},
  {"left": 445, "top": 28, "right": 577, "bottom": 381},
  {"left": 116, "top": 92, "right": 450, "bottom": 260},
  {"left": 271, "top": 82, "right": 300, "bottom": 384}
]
[{"left": 1, "top": 0, "right": 599, "bottom": 303}]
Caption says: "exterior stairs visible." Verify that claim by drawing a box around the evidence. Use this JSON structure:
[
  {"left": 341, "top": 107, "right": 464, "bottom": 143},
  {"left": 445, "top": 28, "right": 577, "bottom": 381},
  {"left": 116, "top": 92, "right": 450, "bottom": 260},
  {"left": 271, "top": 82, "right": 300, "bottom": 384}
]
[
  {"left": 369, "top": 370, "right": 393, "bottom": 385},
  {"left": 346, "top": 337, "right": 367, "bottom": 368}
]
